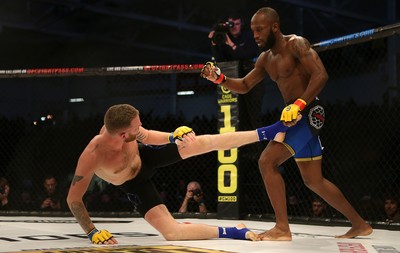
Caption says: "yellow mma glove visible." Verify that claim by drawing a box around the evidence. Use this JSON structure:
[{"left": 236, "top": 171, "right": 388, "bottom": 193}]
[
  {"left": 280, "top": 98, "right": 307, "bottom": 123},
  {"left": 87, "top": 228, "right": 113, "bottom": 244},
  {"left": 169, "top": 126, "right": 193, "bottom": 143}
]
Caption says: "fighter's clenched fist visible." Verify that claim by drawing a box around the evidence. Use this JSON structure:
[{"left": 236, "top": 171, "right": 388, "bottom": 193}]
[{"left": 200, "top": 62, "right": 227, "bottom": 85}]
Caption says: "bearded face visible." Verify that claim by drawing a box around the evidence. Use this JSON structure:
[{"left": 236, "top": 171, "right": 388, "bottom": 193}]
[{"left": 263, "top": 28, "right": 276, "bottom": 50}]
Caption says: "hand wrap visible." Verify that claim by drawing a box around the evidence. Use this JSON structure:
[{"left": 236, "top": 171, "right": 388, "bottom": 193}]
[{"left": 256, "top": 121, "right": 288, "bottom": 141}]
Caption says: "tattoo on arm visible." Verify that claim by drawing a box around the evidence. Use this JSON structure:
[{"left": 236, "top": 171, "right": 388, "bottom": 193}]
[
  {"left": 136, "top": 130, "right": 146, "bottom": 142},
  {"left": 293, "top": 38, "right": 312, "bottom": 59},
  {"left": 72, "top": 175, "right": 83, "bottom": 186},
  {"left": 70, "top": 201, "right": 93, "bottom": 232}
]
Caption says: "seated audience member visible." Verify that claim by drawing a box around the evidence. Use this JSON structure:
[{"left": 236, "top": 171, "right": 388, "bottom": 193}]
[
  {"left": 384, "top": 195, "right": 400, "bottom": 223},
  {"left": 311, "top": 197, "right": 328, "bottom": 218},
  {"left": 37, "top": 175, "right": 64, "bottom": 211},
  {"left": 0, "top": 177, "right": 11, "bottom": 210},
  {"left": 19, "top": 189, "right": 36, "bottom": 211}
]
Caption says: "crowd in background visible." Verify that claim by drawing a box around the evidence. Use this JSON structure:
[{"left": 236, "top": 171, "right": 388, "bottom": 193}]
[
  {"left": 1, "top": 171, "right": 399, "bottom": 223},
  {"left": 0, "top": 101, "right": 399, "bottom": 224}
]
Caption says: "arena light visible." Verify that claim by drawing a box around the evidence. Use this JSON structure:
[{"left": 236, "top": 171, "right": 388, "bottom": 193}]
[
  {"left": 69, "top": 98, "right": 85, "bottom": 103},
  {"left": 177, "top": 90, "right": 195, "bottom": 96}
]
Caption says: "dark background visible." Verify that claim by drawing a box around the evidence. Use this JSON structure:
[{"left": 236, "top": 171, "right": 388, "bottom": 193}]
[
  {"left": 0, "top": 0, "right": 399, "bottom": 224},
  {"left": 0, "top": 0, "right": 398, "bottom": 68}
]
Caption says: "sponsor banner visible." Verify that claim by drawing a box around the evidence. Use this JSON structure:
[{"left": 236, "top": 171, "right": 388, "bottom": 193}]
[
  {"left": 216, "top": 62, "right": 240, "bottom": 219},
  {"left": 0, "top": 64, "right": 204, "bottom": 78}
]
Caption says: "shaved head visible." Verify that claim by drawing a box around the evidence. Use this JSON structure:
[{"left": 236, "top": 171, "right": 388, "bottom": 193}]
[{"left": 254, "top": 7, "right": 280, "bottom": 25}]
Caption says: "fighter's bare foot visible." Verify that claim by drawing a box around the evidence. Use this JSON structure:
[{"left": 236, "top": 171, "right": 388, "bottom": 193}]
[
  {"left": 236, "top": 223, "right": 260, "bottom": 241},
  {"left": 335, "top": 223, "right": 373, "bottom": 238},
  {"left": 258, "top": 226, "right": 292, "bottom": 241}
]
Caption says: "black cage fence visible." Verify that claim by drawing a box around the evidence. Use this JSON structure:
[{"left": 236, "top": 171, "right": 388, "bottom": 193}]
[{"left": 0, "top": 26, "right": 399, "bottom": 228}]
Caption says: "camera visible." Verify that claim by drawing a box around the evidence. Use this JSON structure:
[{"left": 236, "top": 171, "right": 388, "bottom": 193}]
[
  {"left": 211, "top": 21, "right": 234, "bottom": 45},
  {"left": 192, "top": 189, "right": 203, "bottom": 197}
]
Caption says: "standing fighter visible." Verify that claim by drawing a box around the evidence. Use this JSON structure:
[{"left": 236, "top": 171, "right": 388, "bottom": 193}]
[
  {"left": 67, "top": 103, "right": 288, "bottom": 244},
  {"left": 201, "top": 7, "right": 372, "bottom": 240}
]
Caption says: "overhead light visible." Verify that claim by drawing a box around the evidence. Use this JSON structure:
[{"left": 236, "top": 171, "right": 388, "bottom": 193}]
[
  {"left": 69, "top": 98, "right": 85, "bottom": 103},
  {"left": 177, "top": 90, "right": 195, "bottom": 96}
]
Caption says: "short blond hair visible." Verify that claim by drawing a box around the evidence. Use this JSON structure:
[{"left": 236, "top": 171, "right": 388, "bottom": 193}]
[{"left": 104, "top": 104, "right": 139, "bottom": 135}]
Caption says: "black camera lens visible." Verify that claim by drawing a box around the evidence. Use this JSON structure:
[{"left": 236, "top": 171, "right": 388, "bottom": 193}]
[
  {"left": 211, "top": 21, "right": 234, "bottom": 45},
  {"left": 212, "top": 32, "right": 227, "bottom": 45},
  {"left": 192, "top": 189, "right": 203, "bottom": 197}
]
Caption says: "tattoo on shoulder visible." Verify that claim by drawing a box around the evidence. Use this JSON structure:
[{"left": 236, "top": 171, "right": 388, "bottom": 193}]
[
  {"left": 293, "top": 37, "right": 311, "bottom": 58},
  {"left": 72, "top": 175, "right": 83, "bottom": 186}
]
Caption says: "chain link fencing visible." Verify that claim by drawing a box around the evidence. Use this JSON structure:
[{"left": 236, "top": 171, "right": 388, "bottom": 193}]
[{"left": 0, "top": 34, "right": 399, "bottom": 227}]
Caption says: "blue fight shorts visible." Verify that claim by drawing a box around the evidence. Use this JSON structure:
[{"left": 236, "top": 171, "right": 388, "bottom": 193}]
[{"left": 282, "top": 99, "right": 325, "bottom": 162}]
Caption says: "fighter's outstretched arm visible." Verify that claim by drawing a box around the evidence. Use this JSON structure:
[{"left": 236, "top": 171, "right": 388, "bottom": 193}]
[
  {"left": 138, "top": 126, "right": 195, "bottom": 145},
  {"left": 200, "top": 59, "right": 267, "bottom": 94}
]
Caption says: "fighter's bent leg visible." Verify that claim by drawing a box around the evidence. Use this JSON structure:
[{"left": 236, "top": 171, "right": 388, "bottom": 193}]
[
  {"left": 258, "top": 141, "right": 293, "bottom": 241},
  {"left": 297, "top": 160, "right": 373, "bottom": 238}
]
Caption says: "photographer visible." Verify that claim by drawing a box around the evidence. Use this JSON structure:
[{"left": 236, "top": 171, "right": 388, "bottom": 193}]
[
  {"left": 179, "top": 181, "right": 207, "bottom": 213},
  {"left": 209, "top": 13, "right": 259, "bottom": 63}
]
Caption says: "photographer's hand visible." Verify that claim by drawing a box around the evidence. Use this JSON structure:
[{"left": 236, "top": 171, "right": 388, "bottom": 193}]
[
  {"left": 186, "top": 190, "right": 194, "bottom": 199},
  {"left": 225, "top": 35, "right": 236, "bottom": 50},
  {"left": 208, "top": 31, "right": 217, "bottom": 46},
  {"left": 41, "top": 198, "right": 52, "bottom": 209},
  {"left": 178, "top": 191, "right": 193, "bottom": 213}
]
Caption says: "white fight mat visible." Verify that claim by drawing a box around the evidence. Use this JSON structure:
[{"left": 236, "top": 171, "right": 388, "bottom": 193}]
[{"left": 0, "top": 216, "right": 398, "bottom": 253}]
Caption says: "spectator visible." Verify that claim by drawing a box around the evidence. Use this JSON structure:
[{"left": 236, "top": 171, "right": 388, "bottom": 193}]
[
  {"left": 0, "top": 177, "right": 11, "bottom": 210},
  {"left": 19, "top": 189, "right": 36, "bottom": 211},
  {"left": 179, "top": 181, "right": 207, "bottom": 213},
  {"left": 209, "top": 13, "right": 259, "bottom": 63},
  {"left": 37, "top": 175, "right": 64, "bottom": 211},
  {"left": 286, "top": 192, "right": 307, "bottom": 217},
  {"left": 311, "top": 197, "right": 328, "bottom": 218},
  {"left": 383, "top": 195, "right": 400, "bottom": 223}
]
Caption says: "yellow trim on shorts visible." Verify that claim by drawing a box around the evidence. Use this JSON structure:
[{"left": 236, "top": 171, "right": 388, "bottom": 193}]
[
  {"left": 294, "top": 155, "right": 323, "bottom": 162},
  {"left": 281, "top": 142, "right": 295, "bottom": 155},
  {"left": 282, "top": 142, "right": 322, "bottom": 161}
]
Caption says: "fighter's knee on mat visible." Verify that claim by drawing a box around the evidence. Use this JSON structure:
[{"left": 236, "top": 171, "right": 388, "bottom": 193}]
[{"left": 161, "top": 230, "right": 182, "bottom": 241}]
